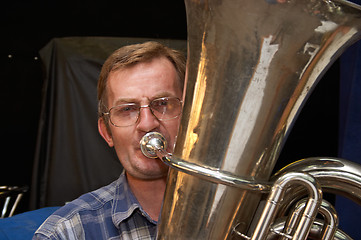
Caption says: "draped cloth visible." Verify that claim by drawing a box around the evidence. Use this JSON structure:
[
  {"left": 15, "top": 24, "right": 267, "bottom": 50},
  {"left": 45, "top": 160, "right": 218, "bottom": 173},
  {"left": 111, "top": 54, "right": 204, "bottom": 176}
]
[
  {"left": 336, "top": 31, "right": 361, "bottom": 239},
  {"left": 334, "top": 2, "right": 361, "bottom": 238}
]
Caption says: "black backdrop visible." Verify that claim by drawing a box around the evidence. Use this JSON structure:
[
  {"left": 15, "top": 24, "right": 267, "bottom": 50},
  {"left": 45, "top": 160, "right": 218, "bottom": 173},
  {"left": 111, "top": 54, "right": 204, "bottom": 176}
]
[{"left": 3, "top": 0, "right": 360, "bottom": 238}]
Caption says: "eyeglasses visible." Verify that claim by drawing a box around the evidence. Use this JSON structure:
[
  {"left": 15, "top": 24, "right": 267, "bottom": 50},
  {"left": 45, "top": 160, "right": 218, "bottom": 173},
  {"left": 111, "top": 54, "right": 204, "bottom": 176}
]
[{"left": 103, "top": 97, "right": 183, "bottom": 127}]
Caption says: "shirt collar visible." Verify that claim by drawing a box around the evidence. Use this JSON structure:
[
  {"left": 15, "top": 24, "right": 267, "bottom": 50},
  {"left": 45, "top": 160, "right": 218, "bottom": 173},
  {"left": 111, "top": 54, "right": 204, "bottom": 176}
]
[{"left": 111, "top": 172, "right": 157, "bottom": 227}]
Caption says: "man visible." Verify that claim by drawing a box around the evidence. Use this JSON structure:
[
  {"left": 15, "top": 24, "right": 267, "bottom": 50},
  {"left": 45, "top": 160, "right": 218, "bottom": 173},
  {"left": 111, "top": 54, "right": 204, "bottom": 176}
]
[{"left": 33, "top": 41, "right": 186, "bottom": 239}]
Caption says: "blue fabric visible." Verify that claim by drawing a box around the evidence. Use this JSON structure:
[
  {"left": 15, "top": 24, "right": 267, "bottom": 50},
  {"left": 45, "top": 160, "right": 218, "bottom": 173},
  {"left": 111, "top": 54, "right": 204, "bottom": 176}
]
[
  {"left": 337, "top": 0, "right": 361, "bottom": 238},
  {"left": 0, "top": 207, "right": 60, "bottom": 240},
  {"left": 33, "top": 173, "right": 156, "bottom": 240}
]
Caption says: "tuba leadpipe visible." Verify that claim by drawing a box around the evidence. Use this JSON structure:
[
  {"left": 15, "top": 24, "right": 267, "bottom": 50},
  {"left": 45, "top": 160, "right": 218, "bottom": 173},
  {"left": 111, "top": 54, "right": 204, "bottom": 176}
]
[{"left": 141, "top": 0, "right": 361, "bottom": 239}]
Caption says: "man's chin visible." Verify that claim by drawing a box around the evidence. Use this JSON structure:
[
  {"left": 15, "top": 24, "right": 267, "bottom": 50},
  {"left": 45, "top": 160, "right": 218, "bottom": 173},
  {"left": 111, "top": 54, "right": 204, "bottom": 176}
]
[
  {"left": 126, "top": 168, "right": 169, "bottom": 181},
  {"left": 134, "top": 154, "right": 168, "bottom": 173}
]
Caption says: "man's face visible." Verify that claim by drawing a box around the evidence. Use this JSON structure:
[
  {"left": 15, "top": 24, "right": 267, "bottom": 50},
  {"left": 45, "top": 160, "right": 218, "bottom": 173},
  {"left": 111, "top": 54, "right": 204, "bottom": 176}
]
[{"left": 98, "top": 57, "right": 183, "bottom": 180}]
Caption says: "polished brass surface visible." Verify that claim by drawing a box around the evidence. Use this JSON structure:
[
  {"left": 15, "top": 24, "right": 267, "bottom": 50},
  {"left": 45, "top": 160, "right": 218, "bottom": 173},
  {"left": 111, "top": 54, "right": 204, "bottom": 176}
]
[{"left": 155, "top": 0, "right": 361, "bottom": 239}]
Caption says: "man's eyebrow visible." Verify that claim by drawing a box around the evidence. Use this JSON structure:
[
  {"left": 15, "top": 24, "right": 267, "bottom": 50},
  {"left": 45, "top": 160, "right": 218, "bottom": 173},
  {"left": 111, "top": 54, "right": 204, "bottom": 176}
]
[
  {"left": 112, "top": 92, "right": 177, "bottom": 106},
  {"left": 152, "top": 92, "right": 177, "bottom": 99},
  {"left": 113, "top": 98, "right": 138, "bottom": 106}
]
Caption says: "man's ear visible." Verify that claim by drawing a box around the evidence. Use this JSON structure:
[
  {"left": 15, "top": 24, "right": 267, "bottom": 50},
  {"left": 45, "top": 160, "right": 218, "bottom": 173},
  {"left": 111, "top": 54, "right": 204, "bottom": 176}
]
[{"left": 98, "top": 118, "right": 114, "bottom": 147}]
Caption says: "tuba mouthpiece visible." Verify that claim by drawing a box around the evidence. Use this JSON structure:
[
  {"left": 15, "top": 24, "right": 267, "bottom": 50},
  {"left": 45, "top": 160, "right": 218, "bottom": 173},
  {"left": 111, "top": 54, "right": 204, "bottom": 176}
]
[{"left": 140, "top": 132, "right": 167, "bottom": 158}]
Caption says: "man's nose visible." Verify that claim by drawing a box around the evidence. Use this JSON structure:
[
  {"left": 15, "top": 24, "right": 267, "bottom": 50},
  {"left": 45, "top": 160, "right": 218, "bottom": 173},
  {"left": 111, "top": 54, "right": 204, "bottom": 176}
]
[{"left": 136, "top": 106, "right": 160, "bottom": 132}]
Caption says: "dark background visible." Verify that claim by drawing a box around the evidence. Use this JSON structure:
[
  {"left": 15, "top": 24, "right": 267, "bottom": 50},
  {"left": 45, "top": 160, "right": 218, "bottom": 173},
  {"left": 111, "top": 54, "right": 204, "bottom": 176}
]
[{"left": 2, "top": 0, "right": 356, "bottom": 236}]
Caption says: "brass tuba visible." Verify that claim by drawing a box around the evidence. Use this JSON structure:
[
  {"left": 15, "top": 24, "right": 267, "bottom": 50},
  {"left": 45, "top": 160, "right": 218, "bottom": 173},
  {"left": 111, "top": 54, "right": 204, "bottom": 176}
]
[{"left": 141, "top": 0, "right": 361, "bottom": 239}]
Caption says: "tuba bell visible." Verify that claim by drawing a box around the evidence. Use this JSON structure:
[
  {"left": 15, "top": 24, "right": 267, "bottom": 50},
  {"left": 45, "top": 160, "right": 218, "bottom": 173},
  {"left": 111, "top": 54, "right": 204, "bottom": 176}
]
[{"left": 141, "top": 0, "right": 361, "bottom": 239}]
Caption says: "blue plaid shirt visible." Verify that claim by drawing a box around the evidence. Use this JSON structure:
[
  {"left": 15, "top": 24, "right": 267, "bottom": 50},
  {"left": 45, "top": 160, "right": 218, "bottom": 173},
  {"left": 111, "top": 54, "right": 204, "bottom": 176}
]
[{"left": 33, "top": 172, "right": 157, "bottom": 240}]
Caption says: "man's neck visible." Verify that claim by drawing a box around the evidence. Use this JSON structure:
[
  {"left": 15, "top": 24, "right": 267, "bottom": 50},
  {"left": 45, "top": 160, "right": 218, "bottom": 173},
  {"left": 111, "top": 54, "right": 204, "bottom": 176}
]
[{"left": 126, "top": 172, "right": 167, "bottom": 222}]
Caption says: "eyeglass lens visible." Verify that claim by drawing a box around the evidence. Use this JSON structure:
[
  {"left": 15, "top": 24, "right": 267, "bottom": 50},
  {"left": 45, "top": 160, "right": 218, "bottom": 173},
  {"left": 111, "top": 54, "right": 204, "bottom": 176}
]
[{"left": 109, "top": 97, "right": 181, "bottom": 127}]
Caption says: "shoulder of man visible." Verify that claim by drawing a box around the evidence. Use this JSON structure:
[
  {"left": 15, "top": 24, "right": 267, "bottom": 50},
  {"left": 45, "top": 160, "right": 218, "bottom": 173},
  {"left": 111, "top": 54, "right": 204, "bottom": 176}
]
[{"left": 33, "top": 178, "right": 121, "bottom": 239}]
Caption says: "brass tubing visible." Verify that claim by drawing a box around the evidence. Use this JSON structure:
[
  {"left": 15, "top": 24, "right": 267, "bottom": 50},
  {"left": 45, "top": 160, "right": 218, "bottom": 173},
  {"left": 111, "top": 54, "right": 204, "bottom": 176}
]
[{"left": 251, "top": 172, "right": 322, "bottom": 240}]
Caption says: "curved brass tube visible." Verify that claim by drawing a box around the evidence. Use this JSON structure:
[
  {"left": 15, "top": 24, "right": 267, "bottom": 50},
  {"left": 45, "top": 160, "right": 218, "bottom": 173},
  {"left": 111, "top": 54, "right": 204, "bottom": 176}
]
[
  {"left": 269, "top": 218, "right": 352, "bottom": 240},
  {"left": 140, "top": 132, "right": 271, "bottom": 192},
  {"left": 273, "top": 157, "right": 361, "bottom": 215},
  {"left": 251, "top": 172, "right": 322, "bottom": 240},
  {"left": 281, "top": 199, "right": 338, "bottom": 240}
]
